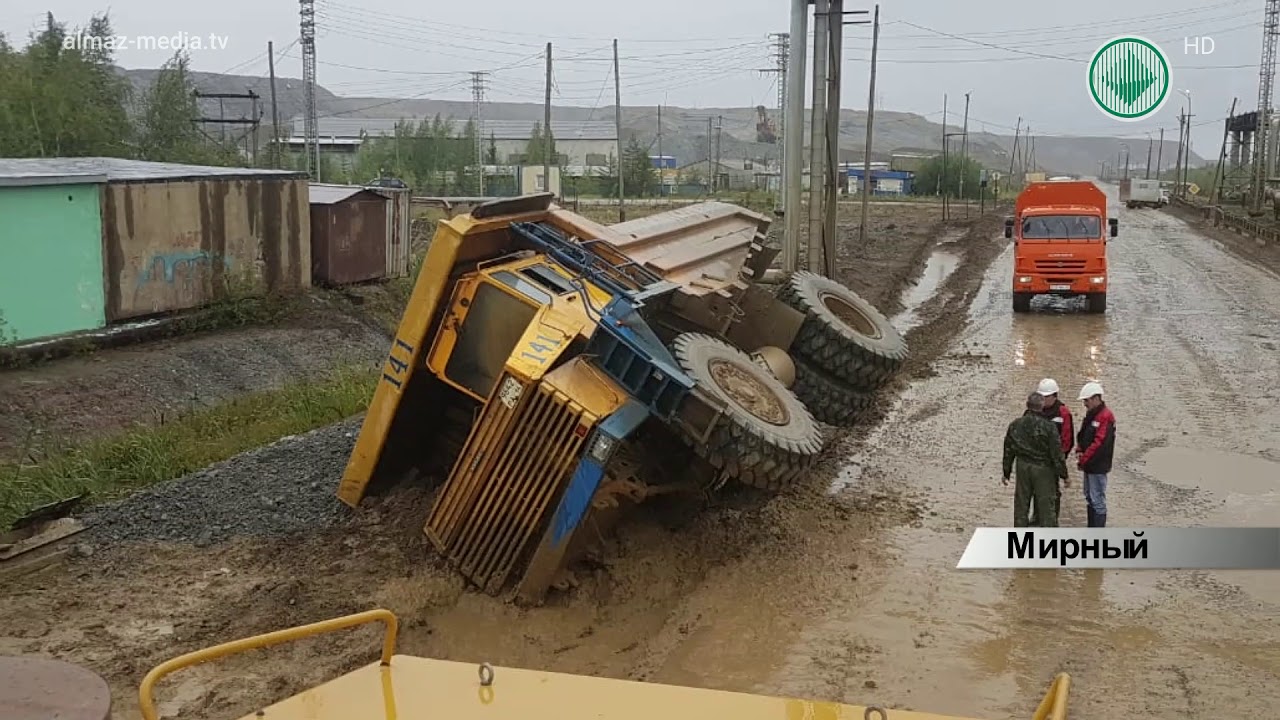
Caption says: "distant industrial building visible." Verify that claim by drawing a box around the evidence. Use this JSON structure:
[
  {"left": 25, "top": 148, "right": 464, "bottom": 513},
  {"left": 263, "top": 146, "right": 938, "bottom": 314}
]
[
  {"left": 283, "top": 117, "right": 618, "bottom": 177},
  {"left": 846, "top": 167, "right": 914, "bottom": 196}
]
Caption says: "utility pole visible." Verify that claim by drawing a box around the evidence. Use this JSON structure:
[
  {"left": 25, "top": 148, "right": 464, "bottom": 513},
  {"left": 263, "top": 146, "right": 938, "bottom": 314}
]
[
  {"left": 470, "top": 71, "right": 488, "bottom": 195},
  {"left": 711, "top": 111, "right": 721, "bottom": 185},
  {"left": 268, "top": 41, "right": 281, "bottom": 169},
  {"left": 782, "top": 0, "right": 808, "bottom": 272},
  {"left": 612, "top": 39, "right": 624, "bottom": 220},
  {"left": 1156, "top": 127, "right": 1164, "bottom": 181},
  {"left": 958, "top": 91, "right": 970, "bottom": 215},
  {"left": 707, "top": 115, "right": 715, "bottom": 193},
  {"left": 544, "top": 42, "right": 553, "bottom": 199},
  {"left": 1174, "top": 110, "right": 1186, "bottom": 197},
  {"left": 758, "top": 32, "right": 790, "bottom": 209},
  {"left": 1145, "top": 134, "right": 1153, "bottom": 179},
  {"left": 821, "top": 0, "right": 857, "bottom": 278},
  {"left": 1009, "top": 116, "right": 1021, "bottom": 178},
  {"left": 858, "top": 4, "right": 880, "bottom": 247},
  {"left": 657, "top": 104, "right": 664, "bottom": 197},
  {"left": 299, "top": 0, "right": 317, "bottom": 177},
  {"left": 1251, "top": 0, "right": 1280, "bottom": 214},
  {"left": 1211, "top": 98, "right": 1238, "bottom": 206},
  {"left": 807, "top": 0, "right": 830, "bottom": 273},
  {"left": 1123, "top": 144, "right": 1130, "bottom": 180},
  {"left": 940, "top": 93, "right": 947, "bottom": 219}
]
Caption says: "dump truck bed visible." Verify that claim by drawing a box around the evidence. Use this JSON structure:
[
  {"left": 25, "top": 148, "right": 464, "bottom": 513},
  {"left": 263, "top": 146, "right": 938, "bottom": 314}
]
[{"left": 236, "top": 656, "right": 1005, "bottom": 720}]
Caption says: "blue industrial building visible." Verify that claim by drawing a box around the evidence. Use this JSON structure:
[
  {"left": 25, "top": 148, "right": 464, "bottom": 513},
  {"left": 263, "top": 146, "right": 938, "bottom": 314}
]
[{"left": 846, "top": 167, "right": 914, "bottom": 196}]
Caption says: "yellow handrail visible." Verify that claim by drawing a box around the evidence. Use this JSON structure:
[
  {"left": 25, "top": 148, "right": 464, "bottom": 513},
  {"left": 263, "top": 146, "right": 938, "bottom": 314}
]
[
  {"left": 138, "top": 608, "right": 399, "bottom": 720},
  {"left": 1031, "top": 672, "right": 1071, "bottom": 720}
]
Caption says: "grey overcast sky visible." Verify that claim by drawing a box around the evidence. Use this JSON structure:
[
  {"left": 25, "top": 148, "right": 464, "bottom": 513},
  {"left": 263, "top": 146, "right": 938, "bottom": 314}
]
[{"left": 1, "top": 0, "right": 1266, "bottom": 151}]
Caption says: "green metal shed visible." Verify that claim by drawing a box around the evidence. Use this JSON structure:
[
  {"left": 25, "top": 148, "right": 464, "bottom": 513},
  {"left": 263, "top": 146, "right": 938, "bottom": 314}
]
[{"left": 0, "top": 170, "right": 108, "bottom": 344}]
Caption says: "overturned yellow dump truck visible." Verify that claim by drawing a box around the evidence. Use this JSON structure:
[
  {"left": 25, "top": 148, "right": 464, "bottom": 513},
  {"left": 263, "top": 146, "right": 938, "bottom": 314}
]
[
  {"left": 134, "top": 609, "right": 1071, "bottom": 720},
  {"left": 337, "top": 193, "right": 909, "bottom": 602}
]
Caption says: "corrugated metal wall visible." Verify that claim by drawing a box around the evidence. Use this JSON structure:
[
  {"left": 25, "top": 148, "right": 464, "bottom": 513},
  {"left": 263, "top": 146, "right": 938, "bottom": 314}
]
[
  {"left": 0, "top": 183, "right": 107, "bottom": 342},
  {"left": 368, "top": 186, "right": 411, "bottom": 279},
  {"left": 100, "top": 177, "right": 310, "bottom": 321}
]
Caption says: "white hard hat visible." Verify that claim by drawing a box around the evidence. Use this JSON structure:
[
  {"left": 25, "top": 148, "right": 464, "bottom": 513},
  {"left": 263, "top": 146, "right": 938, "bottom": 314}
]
[
  {"left": 1078, "top": 381, "right": 1104, "bottom": 400},
  {"left": 1037, "top": 378, "right": 1060, "bottom": 396}
]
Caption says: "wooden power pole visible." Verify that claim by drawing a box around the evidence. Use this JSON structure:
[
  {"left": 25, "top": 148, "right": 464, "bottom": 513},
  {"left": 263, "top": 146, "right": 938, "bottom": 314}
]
[
  {"left": 858, "top": 4, "right": 880, "bottom": 247},
  {"left": 268, "top": 41, "right": 281, "bottom": 169},
  {"left": 613, "top": 38, "right": 625, "bottom": 220},
  {"left": 544, "top": 42, "right": 553, "bottom": 199}
]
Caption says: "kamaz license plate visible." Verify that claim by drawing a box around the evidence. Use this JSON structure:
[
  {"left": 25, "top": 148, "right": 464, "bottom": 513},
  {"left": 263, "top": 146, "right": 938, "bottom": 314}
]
[{"left": 1050, "top": 284, "right": 1071, "bottom": 291}]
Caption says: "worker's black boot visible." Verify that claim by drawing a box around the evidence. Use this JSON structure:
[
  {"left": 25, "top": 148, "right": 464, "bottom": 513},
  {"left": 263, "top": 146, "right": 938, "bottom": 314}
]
[
  {"left": 1096, "top": 512, "right": 1107, "bottom": 528},
  {"left": 1086, "top": 507, "right": 1095, "bottom": 527}
]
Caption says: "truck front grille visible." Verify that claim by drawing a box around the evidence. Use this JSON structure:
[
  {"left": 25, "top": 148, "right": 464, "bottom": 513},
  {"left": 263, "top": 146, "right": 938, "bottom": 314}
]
[{"left": 423, "top": 371, "right": 593, "bottom": 594}]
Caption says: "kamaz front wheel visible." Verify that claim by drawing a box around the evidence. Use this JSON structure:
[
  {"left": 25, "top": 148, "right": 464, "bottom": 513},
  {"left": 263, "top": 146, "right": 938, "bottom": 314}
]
[{"left": 672, "top": 333, "right": 824, "bottom": 492}]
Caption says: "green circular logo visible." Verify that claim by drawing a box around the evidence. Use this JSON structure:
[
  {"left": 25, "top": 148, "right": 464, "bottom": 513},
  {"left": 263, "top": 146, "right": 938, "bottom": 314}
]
[{"left": 1087, "top": 36, "right": 1171, "bottom": 121}]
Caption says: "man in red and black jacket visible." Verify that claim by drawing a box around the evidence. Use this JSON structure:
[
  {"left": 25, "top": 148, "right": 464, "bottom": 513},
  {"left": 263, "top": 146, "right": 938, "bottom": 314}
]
[
  {"left": 1075, "top": 381, "right": 1116, "bottom": 528},
  {"left": 1028, "top": 379, "right": 1073, "bottom": 526}
]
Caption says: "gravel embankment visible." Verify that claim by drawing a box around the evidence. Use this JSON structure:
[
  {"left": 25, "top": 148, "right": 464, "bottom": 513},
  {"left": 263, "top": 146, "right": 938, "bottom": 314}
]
[{"left": 80, "top": 417, "right": 364, "bottom": 546}]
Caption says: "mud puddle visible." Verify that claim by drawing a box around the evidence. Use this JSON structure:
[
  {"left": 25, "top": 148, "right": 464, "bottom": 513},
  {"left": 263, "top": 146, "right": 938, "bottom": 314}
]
[
  {"left": 889, "top": 230, "right": 967, "bottom": 334},
  {"left": 889, "top": 250, "right": 960, "bottom": 333}
]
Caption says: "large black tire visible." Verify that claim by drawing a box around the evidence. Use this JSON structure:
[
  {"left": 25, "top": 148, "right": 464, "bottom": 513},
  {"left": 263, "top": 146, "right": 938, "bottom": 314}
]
[
  {"left": 790, "top": 355, "right": 876, "bottom": 428},
  {"left": 1086, "top": 292, "right": 1107, "bottom": 314},
  {"left": 777, "top": 271, "right": 908, "bottom": 391},
  {"left": 672, "top": 333, "right": 824, "bottom": 491},
  {"left": 1012, "top": 292, "right": 1032, "bottom": 313}
]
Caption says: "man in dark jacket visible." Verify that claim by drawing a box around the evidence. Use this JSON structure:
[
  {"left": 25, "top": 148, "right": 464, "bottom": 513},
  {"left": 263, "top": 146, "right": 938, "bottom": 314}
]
[
  {"left": 1075, "top": 381, "right": 1116, "bottom": 527},
  {"left": 1029, "top": 378, "right": 1074, "bottom": 526},
  {"left": 1003, "top": 393, "right": 1069, "bottom": 527}
]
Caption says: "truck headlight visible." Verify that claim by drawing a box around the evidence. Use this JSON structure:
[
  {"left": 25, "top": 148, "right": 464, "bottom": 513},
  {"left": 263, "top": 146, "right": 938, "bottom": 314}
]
[
  {"left": 1018, "top": 276, "right": 1032, "bottom": 284},
  {"left": 1091, "top": 276, "right": 1105, "bottom": 284},
  {"left": 590, "top": 433, "right": 616, "bottom": 462}
]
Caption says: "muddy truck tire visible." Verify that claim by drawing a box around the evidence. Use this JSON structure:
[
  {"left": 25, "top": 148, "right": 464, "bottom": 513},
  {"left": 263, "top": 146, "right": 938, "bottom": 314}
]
[
  {"left": 790, "top": 355, "right": 876, "bottom": 427},
  {"left": 673, "top": 333, "right": 824, "bottom": 491},
  {"left": 777, "top": 271, "right": 908, "bottom": 391}
]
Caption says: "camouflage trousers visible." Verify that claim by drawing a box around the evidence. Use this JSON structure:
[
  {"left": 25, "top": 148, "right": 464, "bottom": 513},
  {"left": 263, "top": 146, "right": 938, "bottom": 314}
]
[{"left": 1013, "top": 461, "right": 1059, "bottom": 528}]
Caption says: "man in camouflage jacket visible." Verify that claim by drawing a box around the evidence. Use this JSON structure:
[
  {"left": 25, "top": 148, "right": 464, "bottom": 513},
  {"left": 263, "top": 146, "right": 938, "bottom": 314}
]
[{"left": 1002, "top": 393, "right": 1070, "bottom": 527}]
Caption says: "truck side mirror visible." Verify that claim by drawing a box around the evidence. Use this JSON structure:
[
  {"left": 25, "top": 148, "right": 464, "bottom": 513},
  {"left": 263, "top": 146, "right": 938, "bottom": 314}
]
[
  {"left": 1004, "top": 218, "right": 1014, "bottom": 239},
  {"left": 1109, "top": 217, "right": 1118, "bottom": 238}
]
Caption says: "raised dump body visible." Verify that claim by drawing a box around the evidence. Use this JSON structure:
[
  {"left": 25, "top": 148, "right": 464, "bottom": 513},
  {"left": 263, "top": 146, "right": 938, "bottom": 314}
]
[
  {"left": 1005, "top": 180, "right": 1116, "bottom": 314},
  {"left": 336, "top": 193, "right": 910, "bottom": 602},
  {"left": 133, "top": 609, "right": 1073, "bottom": 720}
]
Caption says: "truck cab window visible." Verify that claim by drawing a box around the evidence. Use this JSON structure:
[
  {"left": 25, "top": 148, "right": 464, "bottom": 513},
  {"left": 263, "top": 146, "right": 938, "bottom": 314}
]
[
  {"left": 519, "top": 264, "right": 578, "bottom": 295},
  {"left": 1022, "top": 215, "right": 1100, "bottom": 239},
  {"left": 445, "top": 281, "right": 538, "bottom": 398},
  {"left": 492, "top": 270, "right": 554, "bottom": 305}
]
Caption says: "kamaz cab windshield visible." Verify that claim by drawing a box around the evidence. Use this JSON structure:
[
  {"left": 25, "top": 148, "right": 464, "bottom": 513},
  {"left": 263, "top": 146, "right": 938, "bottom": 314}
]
[{"left": 1021, "top": 214, "right": 1101, "bottom": 240}]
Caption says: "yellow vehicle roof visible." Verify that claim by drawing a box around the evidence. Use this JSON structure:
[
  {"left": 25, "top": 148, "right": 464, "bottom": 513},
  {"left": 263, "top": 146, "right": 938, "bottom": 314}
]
[{"left": 238, "top": 655, "right": 996, "bottom": 720}]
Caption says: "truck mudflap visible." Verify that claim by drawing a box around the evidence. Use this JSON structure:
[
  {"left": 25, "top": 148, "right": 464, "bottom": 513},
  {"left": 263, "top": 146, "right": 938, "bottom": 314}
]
[{"left": 423, "top": 356, "right": 631, "bottom": 595}]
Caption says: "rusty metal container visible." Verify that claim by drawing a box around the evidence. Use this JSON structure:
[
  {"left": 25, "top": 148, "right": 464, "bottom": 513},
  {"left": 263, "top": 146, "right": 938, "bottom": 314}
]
[
  {"left": 366, "top": 185, "right": 411, "bottom": 279},
  {"left": 309, "top": 184, "right": 391, "bottom": 286},
  {"left": 92, "top": 160, "right": 311, "bottom": 322}
]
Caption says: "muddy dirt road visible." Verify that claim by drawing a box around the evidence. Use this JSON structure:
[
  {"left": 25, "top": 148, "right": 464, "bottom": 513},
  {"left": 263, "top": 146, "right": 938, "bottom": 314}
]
[{"left": 630, "top": 185, "right": 1280, "bottom": 717}]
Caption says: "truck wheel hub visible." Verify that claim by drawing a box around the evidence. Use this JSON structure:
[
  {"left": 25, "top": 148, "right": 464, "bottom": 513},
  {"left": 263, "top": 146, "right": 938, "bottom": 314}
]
[
  {"left": 708, "top": 358, "right": 789, "bottom": 425},
  {"left": 821, "top": 292, "right": 881, "bottom": 339}
]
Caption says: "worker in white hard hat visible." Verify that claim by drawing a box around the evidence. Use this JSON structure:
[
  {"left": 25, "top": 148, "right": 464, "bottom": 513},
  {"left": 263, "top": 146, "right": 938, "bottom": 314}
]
[
  {"left": 1028, "top": 378, "right": 1074, "bottom": 527},
  {"left": 1075, "top": 381, "right": 1116, "bottom": 528}
]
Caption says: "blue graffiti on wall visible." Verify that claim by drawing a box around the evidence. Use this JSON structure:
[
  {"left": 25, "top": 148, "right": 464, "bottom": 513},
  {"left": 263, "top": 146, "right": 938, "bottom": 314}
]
[{"left": 137, "top": 250, "right": 232, "bottom": 288}]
